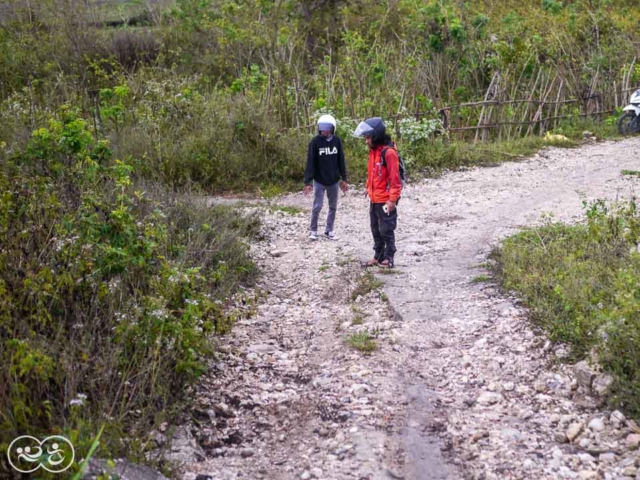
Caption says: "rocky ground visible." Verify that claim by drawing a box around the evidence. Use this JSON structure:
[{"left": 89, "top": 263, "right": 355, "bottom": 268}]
[{"left": 162, "top": 138, "right": 640, "bottom": 480}]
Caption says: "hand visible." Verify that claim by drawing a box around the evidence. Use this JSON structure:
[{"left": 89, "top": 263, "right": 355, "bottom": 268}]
[
  {"left": 303, "top": 184, "right": 313, "bottom": 196},
  {"left": 340, "top": 181, "right": 348, "bottom": 194},
  {"left": 385, "top": 200, "right": 396, "bottom": 213}
]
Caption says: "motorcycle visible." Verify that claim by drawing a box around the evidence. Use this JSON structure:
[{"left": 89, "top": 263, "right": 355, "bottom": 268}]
[{"left": 618, "top": 89, "right": 640, "bottom": 135}]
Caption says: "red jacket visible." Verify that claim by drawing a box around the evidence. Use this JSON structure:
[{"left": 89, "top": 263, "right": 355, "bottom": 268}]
[{"left": 366, "top": 145, "right": 402, "bottom": 203}]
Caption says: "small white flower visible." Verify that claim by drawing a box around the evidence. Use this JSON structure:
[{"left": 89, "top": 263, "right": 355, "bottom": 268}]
[
  {"left": 108, "top": 278, "right": 120, "bottom": 293},
  {"left": 70, "top": 393, "right": 87, "bottom": 406}
]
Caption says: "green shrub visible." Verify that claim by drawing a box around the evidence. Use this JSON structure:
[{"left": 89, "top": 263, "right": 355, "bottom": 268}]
[
  {"left": 492, "top": 200, "right": 640, "bottom": 415},
  {"left": 346, "top": 332, "right": 378, "bottom": 353},
  {"left": 351, "top": 271, "right": 384, "bottom": 301},
  {"left": 0, "top": 108, "right": 259, "bottom": 462},
  {"left": 472, "top": 274, "right": 492, "bottom": 283}
]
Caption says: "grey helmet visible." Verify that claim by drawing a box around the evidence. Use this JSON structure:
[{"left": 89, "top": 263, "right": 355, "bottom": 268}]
[{"left": 354, "top": 117, "right": 386, "bottom": 144}]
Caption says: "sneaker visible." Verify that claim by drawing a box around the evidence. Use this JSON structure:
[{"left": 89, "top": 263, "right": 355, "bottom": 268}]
[
  {"left": 308, "top": 231, "right": 319, "bottom": 240},
  {"left": 324, "top": 231, "right": 339, "bottom": 241}
]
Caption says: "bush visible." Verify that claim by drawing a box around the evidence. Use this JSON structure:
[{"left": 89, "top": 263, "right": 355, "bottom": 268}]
[
  {"left": 491, "top": 200, "right": 640, "bottom": 415},
  {"left": 101, "top": 77, "right": 309, "bottom": 192},
  {"left": 0, "top": 108, "right": 259, "bottom": 463}
]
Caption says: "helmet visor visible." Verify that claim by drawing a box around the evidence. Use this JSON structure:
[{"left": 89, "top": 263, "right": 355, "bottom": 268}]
[{"left": 353, "top": 121, "right": 374, "bottom": 138}]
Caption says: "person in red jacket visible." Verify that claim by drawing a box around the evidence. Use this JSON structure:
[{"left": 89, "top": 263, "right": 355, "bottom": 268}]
[{"left": 354, "top": 117, "right": 402, "bottom": 268}]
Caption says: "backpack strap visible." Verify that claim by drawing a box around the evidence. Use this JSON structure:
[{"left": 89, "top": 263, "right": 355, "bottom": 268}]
[
  {"left": 380, "top": 146, "right": 395, "bottom": 168},
  {"left": 380, "top": 146, "right": 395, "bottom": 192},
  {"left": 380, "top": 146, "right": 403, "bottom": 198},
  {"left": 379, "top": 147, "right": 390, "bottom": 178}
]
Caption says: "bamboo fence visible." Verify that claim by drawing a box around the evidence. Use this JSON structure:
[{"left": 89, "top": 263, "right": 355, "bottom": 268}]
[{"left": 294, "top": 84, "right": 639, "bottom": 142}]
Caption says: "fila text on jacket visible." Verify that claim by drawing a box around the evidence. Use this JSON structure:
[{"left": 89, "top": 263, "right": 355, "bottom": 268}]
[{"left": 319, "top": 147, "right": 338, "bottom": 155}]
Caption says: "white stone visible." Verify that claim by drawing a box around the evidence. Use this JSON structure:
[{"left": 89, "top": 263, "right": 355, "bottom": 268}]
[
  {"left": 611, "top": 410, "right": 626, "bottom": 425},
  {"left": 599, "top": 452, "right": 616, "bottom": 463},
  {"left": 503, "top": 382, "right": 515, "bottom": 391},
  {"left": 246, "top": 352, "right": 260, "bottom": 362},
  {"left": 573, "top": 361, "right": 595, "bottom": 389},
  {"left": 310, "top": 467, "right": 323, "bottom": 478},
  {"left": 588, "top": 417, "right": 605, "bottom": 432},
  {"left": 476, "top": 392, "right": 503, "bottom": 406},
  {"left": 558, "top": 466, "right": 578, "bottom": 478},
  {"left": 500, "top": 428, "right": 523, "bottom": 442},
  {"left": 350, "top": 383, "right": 372, "bottom": 395},
  {"left": 577, "top": 471, "right": 598, "bottom": 480},
  {"left": 577, "top": 453, "right": 595, "bottom": 464},
  {"left": 566, "top": 422, "right": 584, "bottom": 442},
  {"left": 592, "top": 374, "right": 613, "bottom": 396},
  {"left": 626, "top": 434, "right": 640, "bottom": 449},
  {"left": 533, "top": 380, "right": 547, "bottom": 392}
]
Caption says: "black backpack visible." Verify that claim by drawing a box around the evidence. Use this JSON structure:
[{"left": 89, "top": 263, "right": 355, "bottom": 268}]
[{"left": 381, "top": 143, "right": 406, "bottom": 186}]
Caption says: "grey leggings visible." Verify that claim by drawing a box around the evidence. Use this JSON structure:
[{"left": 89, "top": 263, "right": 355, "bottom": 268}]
[{"left": 310, "top": 181, "right": 339, "bottom": 232}]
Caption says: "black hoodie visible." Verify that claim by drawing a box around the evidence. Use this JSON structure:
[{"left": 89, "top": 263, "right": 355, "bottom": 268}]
[{"left": 304, "top": 135, "right": 347, "bottom": 186}]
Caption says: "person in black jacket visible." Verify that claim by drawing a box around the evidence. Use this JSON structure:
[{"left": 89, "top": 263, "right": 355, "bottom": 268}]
[{"left": 303, "top": 114, "right": 348, "bottom": 240}]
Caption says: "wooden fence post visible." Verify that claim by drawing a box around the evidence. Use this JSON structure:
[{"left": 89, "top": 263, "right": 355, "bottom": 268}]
[{"left": 475, "top": 71, "right": 500, "bottom": 143}]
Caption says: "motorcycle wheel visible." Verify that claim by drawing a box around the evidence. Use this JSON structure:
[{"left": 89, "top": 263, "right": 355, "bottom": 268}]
[{"left": 618, "top": 111, "right": 638, "bottom": 136}]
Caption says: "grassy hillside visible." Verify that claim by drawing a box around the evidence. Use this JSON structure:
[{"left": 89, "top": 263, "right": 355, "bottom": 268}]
[{"left": 1, "top": 0, "right": 636, "bottom": 191}]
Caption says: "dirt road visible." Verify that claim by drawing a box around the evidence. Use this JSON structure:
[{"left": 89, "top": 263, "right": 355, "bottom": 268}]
[{"left": 182, "top": 138, "right": 640, "bottom": 480}]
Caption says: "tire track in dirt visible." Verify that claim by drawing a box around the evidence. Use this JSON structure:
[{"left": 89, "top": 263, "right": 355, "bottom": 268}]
[{"left": 370, "top": 138, "right": 640, "bottom": 479}]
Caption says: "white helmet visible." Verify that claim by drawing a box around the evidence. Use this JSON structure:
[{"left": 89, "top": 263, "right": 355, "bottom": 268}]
[{"left": 317, "top": 114, "right": 337, "bottom": 133}]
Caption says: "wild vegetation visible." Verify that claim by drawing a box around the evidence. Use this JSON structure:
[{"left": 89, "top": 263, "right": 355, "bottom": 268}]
[
  {"left": 0, "top": 109, "right": 260, "bottom": 471},
  {"left": 346, "top": 331, "right": 378, "bottom": 354},
  {"left": 1, "top": 0, "right": 640, "bottom": 470},
  {"left": 2, "top": 0, "right": 637, "bottom": 191},
  {"left": 492, "top": 200, "right": 640, "bottom": 415}
]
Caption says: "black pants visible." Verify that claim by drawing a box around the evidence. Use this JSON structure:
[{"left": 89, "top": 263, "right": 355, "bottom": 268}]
[{"left": 370, "top": 202, "right": 397, "bottom": 263}]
